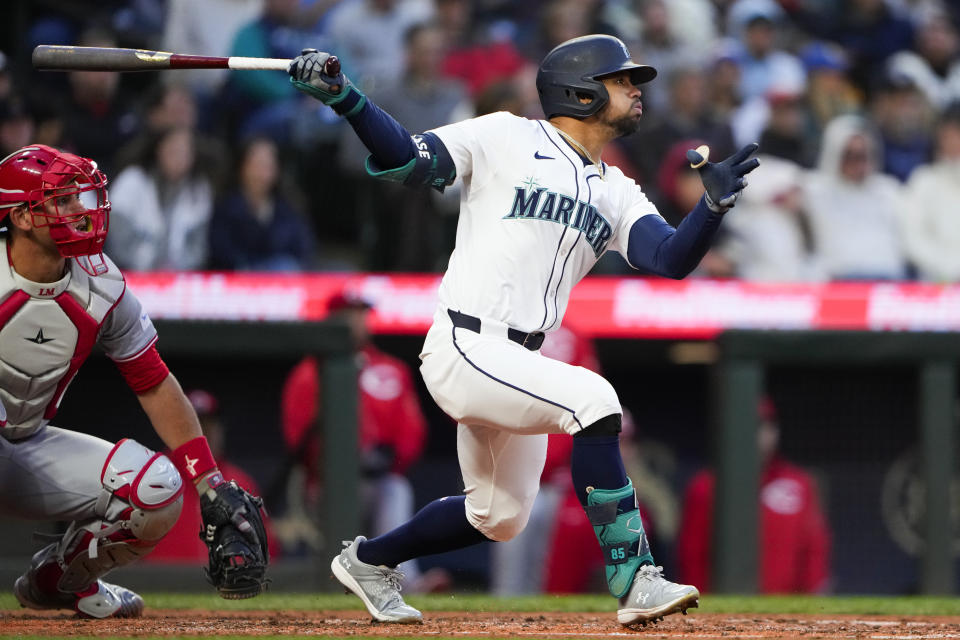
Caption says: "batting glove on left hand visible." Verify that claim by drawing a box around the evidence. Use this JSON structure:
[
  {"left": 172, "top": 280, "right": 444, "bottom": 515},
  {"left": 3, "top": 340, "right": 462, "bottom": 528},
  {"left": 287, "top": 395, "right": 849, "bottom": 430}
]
[
  {"left": 289, "top": 48, "right": 356, "bottom": 107},
  {"left": 687, "top": 143, "right": 760, "bottom": 213}
]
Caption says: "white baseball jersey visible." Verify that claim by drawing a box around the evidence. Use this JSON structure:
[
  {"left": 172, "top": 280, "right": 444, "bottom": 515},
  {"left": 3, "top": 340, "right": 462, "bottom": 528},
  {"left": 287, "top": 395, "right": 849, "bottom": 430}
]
[
  {"left": 429, "top": 111, "right": 662, "bottom": 333},
  {"left": 417, "top": 112, "right": 662, "bottom": 540},
  {"left": 0, "top": 238, "right": 158, "bottom": 441}
]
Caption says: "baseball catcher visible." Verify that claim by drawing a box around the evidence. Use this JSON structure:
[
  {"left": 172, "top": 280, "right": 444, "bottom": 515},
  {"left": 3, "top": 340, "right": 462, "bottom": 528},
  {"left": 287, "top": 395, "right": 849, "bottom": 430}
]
[{"left": 0, "top": 144, "right": 268, "bottom": 618}]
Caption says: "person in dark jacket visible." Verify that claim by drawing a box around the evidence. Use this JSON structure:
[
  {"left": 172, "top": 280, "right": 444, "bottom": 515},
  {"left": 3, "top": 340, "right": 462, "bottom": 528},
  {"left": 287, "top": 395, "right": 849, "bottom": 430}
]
[{"left": 209, "top": 136, "right": 316, "bottom": 271}]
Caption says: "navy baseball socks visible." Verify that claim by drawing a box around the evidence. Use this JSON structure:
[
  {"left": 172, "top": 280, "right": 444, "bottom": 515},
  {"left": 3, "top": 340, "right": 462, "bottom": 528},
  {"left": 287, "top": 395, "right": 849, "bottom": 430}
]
[
  {"left": 572, "top": 420, "right": 698, "bottom": 625},
  {"left": 355, "top": 495, "right": 487, "bottom": 567}
]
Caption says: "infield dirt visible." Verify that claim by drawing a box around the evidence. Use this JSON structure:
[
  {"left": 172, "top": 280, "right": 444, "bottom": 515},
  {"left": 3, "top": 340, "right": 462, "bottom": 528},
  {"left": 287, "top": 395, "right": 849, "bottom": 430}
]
[{"left": 3, "top": 609, "right": 960, "bottom": 639}]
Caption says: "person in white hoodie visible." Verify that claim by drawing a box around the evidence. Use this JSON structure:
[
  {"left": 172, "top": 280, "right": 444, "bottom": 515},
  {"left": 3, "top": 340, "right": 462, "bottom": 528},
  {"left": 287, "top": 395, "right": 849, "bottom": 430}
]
[
  {"left": 900, "top": 103, "right": 960, "bottom": 282},
  {"left": 803, "top": 114, "right": 908, "bottom": 280},
  {"left": 719, "top": 154, "right": 825, "bottom": 281}
]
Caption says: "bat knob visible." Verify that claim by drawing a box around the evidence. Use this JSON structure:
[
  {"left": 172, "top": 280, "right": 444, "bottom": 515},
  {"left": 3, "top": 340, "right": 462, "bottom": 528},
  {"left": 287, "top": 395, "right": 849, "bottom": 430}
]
[
  {"left": 689, "top": 144, "right": 710, "bottom": 169},
  {"left": 324, "top": 56, "right": 340, "bottom": 77}
]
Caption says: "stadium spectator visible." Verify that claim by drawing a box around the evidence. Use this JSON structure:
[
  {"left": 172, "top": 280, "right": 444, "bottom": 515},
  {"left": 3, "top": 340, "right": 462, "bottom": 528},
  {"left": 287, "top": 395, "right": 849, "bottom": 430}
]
[
  {"left": 794, "top": 0, "right": 915, "bottom": 94},
  {"left": 871, "top": 69, "right": 936, "bottom": 181},
  {"left": 724, "top": 0, "right": 806, "bottom": 102},
  {"left": 799, "top": 42, "right": 862, "bottom": 153},
  {"left": 0, "top": 52, "right": 12, "bottom": 103},
  {"left": 146, "top": 390, "right": 280, "bottom": 563},
  {"left": 885, "top": 7, "right": 960, "bottom": 110},
  {"left": 717, "top": 155, "right": 825, "bottom": 281},
  {"left": 731, "top": 45, "right": 808, "bottom": 151},
  {"left": 280, "top": 289, "right": 448, "bottom": 592},
  {"left": 525, "top": 0, "right": 595, "bottom": 70},
  {"left": 676, "top": 397, "right": 831, "bottom": 594},
  {"left": 208, "top": 136, "right": 317, "bottom": 271},
  {"left": 899, "top": 103, "right": 960, "bottom": 282},
  {"left": 473, "top": 64, "right": 543, "bottom": 121},
  {"left": 59, "top": 27, "right": 140, "bottom": 176},
  {"left": 753, "top": 73, "right": 816, "bottom": 167},
  {"left": 625, "top": 64, "right": 737, "bottom": 186},
  {"left": 338, "top": 21, "right": 469, "bottom": 270},
  {"left": 106, "top": 126, "right": 214, "bottom": 271},
  {"left": 161, "top": 0, "right": 265, "bottom": 102},
  {"left": 220, "top": 0, "right": 331, "bottom": 141},
  {"left": 0, "top": 98, "right": 34, "bottom": 159},
  {"left": 326, "top": 0, "right": 434, "bottom": 95},
  {"left": 117, "top": 83, "right": 230, "bottom": 186},
  {"left": 705, "top": 40, "right": 745, "bottom": 123},
  {"left": 142, "top": 82, "right": 200, "bottom": 132},
  {"left": 803, "top": 114, "right": 908, "bottom": 280},
  {"left": 438, "top": 0, "right": 528, "bottom": 99},
  {"left": 625, "top": 0, "right": 717, "bottom": 115}
]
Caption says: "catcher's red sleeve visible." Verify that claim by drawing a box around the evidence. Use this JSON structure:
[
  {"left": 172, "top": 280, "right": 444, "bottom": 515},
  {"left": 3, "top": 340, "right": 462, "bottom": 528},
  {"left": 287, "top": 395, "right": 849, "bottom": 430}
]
[{"left": 114, "top": 342, "right": 170, "bottom": 393}]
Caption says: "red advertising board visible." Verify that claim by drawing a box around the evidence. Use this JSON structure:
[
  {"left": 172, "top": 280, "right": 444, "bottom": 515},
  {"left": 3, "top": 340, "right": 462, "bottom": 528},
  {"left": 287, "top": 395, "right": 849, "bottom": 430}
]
[{"left": 125, "top": 272, "right": 960, "bottom": 339}]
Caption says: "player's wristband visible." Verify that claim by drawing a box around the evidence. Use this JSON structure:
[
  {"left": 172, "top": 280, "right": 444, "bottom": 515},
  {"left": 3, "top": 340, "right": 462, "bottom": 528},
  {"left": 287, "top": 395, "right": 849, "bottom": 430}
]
[{"left": 171, "top": 436, "right": 219, "bottom": 484}]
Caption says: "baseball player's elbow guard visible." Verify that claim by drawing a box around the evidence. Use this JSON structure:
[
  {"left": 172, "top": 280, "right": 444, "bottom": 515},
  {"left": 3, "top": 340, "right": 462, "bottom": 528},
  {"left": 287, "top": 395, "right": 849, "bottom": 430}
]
[{"left": 365, "top": 132, "right": 456, "bottom": 192}]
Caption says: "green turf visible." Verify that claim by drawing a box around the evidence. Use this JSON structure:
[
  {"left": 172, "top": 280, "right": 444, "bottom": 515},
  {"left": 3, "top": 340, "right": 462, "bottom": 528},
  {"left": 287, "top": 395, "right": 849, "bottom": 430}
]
[{"left": 3, "top": 591, "right": 960, "bottom": 616}]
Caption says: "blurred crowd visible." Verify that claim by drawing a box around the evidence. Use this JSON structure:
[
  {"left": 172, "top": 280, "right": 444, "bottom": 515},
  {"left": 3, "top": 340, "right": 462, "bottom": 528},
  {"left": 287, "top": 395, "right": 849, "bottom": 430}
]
[{"left": 2, "top": 0, "right": 960, "bottom": 281}]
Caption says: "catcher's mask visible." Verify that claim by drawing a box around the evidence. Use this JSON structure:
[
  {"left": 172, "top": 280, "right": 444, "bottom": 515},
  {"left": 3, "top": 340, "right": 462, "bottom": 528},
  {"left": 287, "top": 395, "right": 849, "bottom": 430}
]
[
  {"left": 536, "top": 34, "right": 657, "bottom": 120},
  {"left": 0, "top": 144, "right": 110, "bottom": 276}
]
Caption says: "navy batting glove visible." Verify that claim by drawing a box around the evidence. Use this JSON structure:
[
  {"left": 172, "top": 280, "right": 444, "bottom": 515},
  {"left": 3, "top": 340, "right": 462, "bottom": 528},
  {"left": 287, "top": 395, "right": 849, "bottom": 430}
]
[{"left": 687, "top": 143, "right": 760, "bottom": 213}]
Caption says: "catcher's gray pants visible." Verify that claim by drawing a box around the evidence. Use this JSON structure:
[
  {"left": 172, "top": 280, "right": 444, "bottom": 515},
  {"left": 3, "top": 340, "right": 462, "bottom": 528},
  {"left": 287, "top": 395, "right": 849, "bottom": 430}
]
[{"left": 0, "top": 425, "right": 118, "bottom": 521}]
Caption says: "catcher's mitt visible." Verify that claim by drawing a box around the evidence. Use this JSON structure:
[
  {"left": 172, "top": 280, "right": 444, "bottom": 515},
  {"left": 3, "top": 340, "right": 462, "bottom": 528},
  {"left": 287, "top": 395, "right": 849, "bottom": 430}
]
[{"left": 199, "top": 479, "right": 270, "bottom": 599}]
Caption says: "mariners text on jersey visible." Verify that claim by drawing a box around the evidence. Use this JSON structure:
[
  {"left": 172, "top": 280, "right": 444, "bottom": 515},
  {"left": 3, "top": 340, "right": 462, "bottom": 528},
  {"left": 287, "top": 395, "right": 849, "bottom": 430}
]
[{"left": 504, "top": 185, "right": 613, "bottom": 256}]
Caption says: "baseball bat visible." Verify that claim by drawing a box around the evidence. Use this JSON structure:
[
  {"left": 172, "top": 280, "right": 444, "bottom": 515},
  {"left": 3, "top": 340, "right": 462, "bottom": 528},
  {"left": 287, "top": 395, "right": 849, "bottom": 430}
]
[{"left": 32, "top": 45, "right": 291, "bottom": 72}]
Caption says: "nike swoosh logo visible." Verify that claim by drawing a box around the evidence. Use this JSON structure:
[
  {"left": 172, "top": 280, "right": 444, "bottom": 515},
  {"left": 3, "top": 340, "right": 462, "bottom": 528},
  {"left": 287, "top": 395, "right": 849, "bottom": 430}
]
[{"left": 534, "top": 151, "right": 554, "bottom": 160}]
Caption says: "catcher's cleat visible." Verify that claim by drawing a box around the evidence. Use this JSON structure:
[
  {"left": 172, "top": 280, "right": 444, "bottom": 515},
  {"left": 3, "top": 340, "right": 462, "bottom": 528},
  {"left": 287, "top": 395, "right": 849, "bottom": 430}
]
[
  {"left": 617, "top": 565, "right": 699, "bottom": 627},
  {"left": 15, "top": 575, "right": 144, "bottom": 619},
  {"left": 330, "top": 536, "right": 422, "bottom": 624}
]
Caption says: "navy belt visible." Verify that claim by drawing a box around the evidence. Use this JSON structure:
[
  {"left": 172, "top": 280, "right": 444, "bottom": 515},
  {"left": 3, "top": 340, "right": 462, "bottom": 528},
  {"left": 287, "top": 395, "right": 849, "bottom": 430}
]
[{"left": 447, "top": 309, "right": 545, "bottom": 351}]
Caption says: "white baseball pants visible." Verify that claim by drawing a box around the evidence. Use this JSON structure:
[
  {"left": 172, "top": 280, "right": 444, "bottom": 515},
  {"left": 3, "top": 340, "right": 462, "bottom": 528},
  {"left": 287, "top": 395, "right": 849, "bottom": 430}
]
[{"left": 419, "top": 309, "right": 621, "bottom": 541}]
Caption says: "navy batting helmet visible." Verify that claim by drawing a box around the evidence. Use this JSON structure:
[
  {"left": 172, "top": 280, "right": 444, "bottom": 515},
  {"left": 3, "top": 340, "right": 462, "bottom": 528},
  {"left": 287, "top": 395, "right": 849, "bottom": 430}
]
[{"left": 536, "top": 35, "right": 657, "bottom": 120}]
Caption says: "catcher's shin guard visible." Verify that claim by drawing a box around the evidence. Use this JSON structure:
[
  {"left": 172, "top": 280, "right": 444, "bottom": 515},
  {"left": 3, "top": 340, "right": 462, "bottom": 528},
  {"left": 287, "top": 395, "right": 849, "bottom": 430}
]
[
  {"left": 19, "top": 438, "right": 184, "bottom": 598},
  {"left": 584, "top": 478, "right": 655, "bottom": 598}
]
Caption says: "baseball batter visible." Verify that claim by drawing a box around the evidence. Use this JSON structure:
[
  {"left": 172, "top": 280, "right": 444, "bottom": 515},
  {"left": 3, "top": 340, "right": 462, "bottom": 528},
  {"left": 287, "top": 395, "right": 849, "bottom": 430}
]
[
  {"left": 0, "top": 145, "right": 268, "bottom": 618},
  {"left": 289, "top": 34, "right": 758, "bottom": 626}
]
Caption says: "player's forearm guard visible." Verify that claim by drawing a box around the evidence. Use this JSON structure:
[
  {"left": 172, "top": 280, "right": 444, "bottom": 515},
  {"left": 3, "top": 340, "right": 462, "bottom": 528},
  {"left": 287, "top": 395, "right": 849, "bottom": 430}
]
[
  {"left": 365, "top": 132, "right": 456, "bottom": 192},
  {"left": 584, "top": 479, "right": 655, "bottom": 598}
]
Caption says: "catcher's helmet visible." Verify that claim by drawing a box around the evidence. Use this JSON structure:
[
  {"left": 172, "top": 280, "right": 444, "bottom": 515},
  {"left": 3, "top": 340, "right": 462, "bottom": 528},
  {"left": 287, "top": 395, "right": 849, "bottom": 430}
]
[
  {"left": 0, "top": 144, "right": 110, "bottom": 275},
  {"left": 536, "top": 34, "right": 657, "bottom": 120}
]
